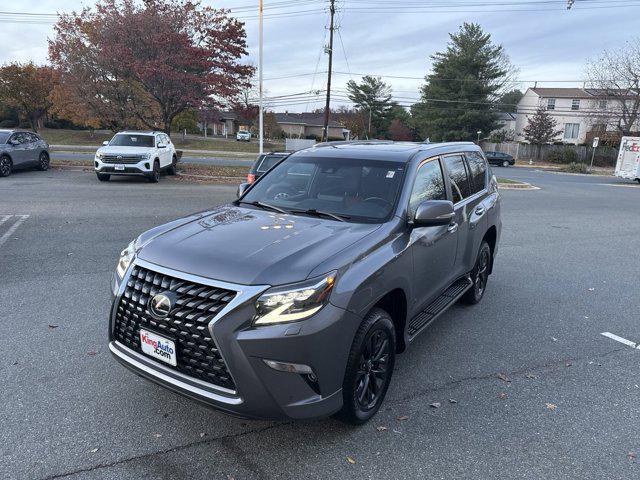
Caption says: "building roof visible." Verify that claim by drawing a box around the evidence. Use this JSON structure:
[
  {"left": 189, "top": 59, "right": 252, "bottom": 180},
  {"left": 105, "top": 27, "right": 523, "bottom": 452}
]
[
  {"left": 530, "top": 88, "right": 592, "bottom": 99},
  {"left": 275, "top": 112, "right": 343, "bottom": 128},
  {"left": 497, "top": 112, "right": 516, "bottom": 121}
]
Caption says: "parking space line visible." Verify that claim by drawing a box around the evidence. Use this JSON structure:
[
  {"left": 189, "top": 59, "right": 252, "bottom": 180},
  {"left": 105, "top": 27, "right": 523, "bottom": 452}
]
[
  {"left": 601, "top": 332, "right": 637, "bottom": 348},
  {"left": 0, "top": 215, "right": 12, "bottom": 226},
  {"left": 0, "top": 215, "right": 30, "bottom": 247}
]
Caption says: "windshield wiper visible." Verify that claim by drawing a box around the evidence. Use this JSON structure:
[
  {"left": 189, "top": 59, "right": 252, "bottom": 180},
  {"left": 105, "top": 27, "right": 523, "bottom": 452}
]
[
  {"left": 290, "top": 209, "right": 350, "bottom": 222},
  {"left": 238, "top": 201, "right": 289, "bottom": 215}
]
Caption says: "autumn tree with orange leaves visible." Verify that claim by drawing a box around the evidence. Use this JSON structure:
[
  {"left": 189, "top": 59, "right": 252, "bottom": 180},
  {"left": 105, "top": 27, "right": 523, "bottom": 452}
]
[
  {"left": 49, "top": 0, "right": 254, "bottom": 134},
  {"left": 0, "top": 62, "right": 59, "bottom": 132}
]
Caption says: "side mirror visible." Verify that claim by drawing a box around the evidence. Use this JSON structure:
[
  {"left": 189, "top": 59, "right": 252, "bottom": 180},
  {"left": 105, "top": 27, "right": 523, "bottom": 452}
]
[
  {"left": 157, "top": 143, "right": 167, "bottom": 149},
  {"left": 237, "top": 182, "right": 251, "bottom": 198},
  {"left": 413, "top": 200, "right": 455, "bottom": 227},
  {"left": 102, "top": 141, "right": 109, "bottom": 146}
]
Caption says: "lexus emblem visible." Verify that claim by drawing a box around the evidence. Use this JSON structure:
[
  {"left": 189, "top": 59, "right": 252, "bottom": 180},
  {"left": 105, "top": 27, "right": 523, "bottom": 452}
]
[{"left": 149, "top": 293, "right": 172, "bottom": 318}]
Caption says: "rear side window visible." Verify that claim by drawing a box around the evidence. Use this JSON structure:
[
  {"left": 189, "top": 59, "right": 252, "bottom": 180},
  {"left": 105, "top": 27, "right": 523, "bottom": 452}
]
[
  {"left": 443, "top": 155, "right": 471, "bottom": 203},
  {"left": 466, "top": 151, "right": 487, "bottom": 194},
  {"left": 409, "top": 159, "right": 446, "bottom": 215},
  {"left": 258, "top": 155, "right": 284, "bottom": 173}
]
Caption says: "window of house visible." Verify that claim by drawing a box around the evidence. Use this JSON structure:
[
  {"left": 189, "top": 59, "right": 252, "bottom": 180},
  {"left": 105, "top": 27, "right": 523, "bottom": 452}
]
[
  {"left": 547, "top": 98, "right": 556, "bottom": 110},
  {"left": 443, "top": 155, "right": 471, "bottom": 203},
  {"left": 571, "top": 99, "right": 580, "bottom": 110},
  {"left": 564, "top": 123, "right": 580, "bottom": 139},
  {"left": 465, "top": 151, "right": 488, "bottom": 194},
  {"left": 409, "top": 159, "right": 446, "bottom": 215},
  {"left": 599, "top": 100, "right": 607, "bottom": 109}
]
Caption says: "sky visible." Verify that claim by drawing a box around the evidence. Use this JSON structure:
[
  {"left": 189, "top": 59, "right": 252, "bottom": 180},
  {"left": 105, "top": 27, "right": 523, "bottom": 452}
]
[{"left": 1, "top": 0, "right": 639, "bottom": 112}]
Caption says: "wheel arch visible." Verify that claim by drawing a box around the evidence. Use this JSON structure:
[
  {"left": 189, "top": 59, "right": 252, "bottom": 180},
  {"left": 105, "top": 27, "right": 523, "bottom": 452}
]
[
  {"left": 482, "top": 226, "right": 497, "bottom": 274},
  {"left": 372, "top": 288, "right": 408, "bottom": 353}
]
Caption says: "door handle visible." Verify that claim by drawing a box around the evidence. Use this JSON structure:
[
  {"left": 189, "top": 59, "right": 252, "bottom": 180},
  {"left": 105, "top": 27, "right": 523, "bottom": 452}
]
[
  {"left": 447, "top": 222, "right": 458, "bottom": 233},
  {"left": 475, "top": 206, "right": 485, "bottom": 216}
]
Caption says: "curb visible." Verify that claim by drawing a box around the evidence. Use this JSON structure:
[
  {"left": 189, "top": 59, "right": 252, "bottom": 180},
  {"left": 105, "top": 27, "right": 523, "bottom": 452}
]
[{"left": 497, "top": 181, "right": 540, "bottom": 190}]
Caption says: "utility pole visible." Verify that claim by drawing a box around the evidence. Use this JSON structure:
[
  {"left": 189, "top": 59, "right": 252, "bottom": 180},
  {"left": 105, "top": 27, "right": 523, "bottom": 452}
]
[
  {"left": 258, "top": 0, "right": 264, "bottom": 155},
  {"left": 322, "top": 0, "right": 336, "bottom": 143}
]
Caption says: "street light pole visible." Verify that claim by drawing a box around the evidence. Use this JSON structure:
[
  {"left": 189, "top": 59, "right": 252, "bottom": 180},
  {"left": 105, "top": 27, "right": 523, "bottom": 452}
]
[
  {"left": 258, "top": 0, "right": 264, "bottom": 155},
  {"left": 477, "top": 130, "right": 482, "bottom": 144}
]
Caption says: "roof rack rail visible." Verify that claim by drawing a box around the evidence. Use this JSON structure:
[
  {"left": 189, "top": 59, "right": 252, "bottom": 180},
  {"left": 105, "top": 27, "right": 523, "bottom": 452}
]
[{"left": 313, "top": 139, "right": 397, "bottom": 148}]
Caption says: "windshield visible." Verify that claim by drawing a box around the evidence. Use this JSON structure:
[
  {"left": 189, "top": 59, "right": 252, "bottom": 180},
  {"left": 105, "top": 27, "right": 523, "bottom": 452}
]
[
  {"left": 0, "top": 132, "right": 10, "bottom": 144},
  {"left": 241, "top": 155, "right": 406, "bottom": 223},
  {"left": 109, "top": 134, "right": 155, "bottom": 147}
]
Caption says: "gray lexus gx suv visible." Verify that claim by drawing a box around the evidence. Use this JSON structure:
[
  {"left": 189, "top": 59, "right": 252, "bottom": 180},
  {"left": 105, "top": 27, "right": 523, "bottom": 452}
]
[{"left": 108, "top": 141, "right": 502, "bottom": 424}]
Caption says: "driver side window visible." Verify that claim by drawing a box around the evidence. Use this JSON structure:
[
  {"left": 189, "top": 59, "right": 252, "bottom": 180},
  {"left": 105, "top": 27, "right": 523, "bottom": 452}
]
[{"left": 409, "top": 159, "right": 446, "bottom": 216}]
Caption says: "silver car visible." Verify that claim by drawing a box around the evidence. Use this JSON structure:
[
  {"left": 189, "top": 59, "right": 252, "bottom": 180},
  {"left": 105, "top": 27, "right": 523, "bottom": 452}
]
[{"left": 0, "top": 129, "right": 50, "bottom": 177}]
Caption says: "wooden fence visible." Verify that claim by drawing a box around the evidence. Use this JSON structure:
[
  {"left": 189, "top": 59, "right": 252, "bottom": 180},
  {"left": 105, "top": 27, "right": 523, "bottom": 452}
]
[{"left": 480, "top": 142, "right": 618, "bottom": 167}]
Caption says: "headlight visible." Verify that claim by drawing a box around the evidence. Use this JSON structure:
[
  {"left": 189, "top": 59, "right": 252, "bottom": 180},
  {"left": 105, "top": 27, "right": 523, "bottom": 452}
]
[
  {"left": 96, "top": 152, "right": 104, "bottom": 159},
  {"left": 116, "top": 241, "right": 136, "bottom": 279},
  {"left": 253, "top": 272, "right": 337, "bottom": 326},
  {"left": 143, "top": 153, "right": 152, "bottom": 160}
]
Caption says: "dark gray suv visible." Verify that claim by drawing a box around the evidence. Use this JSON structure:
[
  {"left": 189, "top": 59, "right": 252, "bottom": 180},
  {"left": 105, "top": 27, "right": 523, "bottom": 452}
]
[
  {"left": 0, "top": 129, "right": 50, "bottom": 177},
  {"left": 108, "top": 141, "right": 501, "bottom": 424}
]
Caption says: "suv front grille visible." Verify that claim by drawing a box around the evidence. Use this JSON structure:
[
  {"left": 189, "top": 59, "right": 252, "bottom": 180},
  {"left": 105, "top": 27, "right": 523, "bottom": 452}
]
[
  {"left": 113, "top": 265, "right": 238, "bottom": 391},
  {"left": 102, "top": 155, "right": 145, "bottom": 164}
]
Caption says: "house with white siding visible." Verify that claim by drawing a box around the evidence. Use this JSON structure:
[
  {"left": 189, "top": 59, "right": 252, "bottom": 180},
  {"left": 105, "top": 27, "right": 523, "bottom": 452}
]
[{"left": 514, "top": 87, "right": 640, "bottom": 145}]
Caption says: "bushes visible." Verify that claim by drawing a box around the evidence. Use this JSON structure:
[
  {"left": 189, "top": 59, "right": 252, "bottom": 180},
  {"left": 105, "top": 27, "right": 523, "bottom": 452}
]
[
  {"left": 563, "top": 162, "right": 589, "bottom": 174},
  {"left": 546, "top": 147, "right": 579, "bottom": 164}
]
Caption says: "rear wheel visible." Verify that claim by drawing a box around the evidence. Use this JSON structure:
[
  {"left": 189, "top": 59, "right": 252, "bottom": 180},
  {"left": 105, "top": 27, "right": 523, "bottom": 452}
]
[
  {"left": 36, "top": 152, "right": 50, "bottom": 171},
  {"left": 166, "top": 156, "right": 177, "bottom": 175},
  {"left": 636, "top": 178, "right": 640, "bottom": 184},
  {"left": 96, "top": 173, "right": 110, "bottom": 182},
  {"left": 502, "top": 160, "right": 510, "bottom": 167},
  {"left": 147, "top": 160, "right": 160, "bottom": 183},
  {"left": 462, "top": 241, "right": 491, "bottom": 305},
  {"left": 0, "top": 155, "right": 12, "bottom": 177},
  {"left": 336, "top": 308, "right": 396, "bottom": 425}
]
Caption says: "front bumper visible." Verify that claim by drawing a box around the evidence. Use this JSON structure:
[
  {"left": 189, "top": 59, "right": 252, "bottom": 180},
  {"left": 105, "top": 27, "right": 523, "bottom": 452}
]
[
  {"left": 109, "top": 259, "right": 361, "bottom": 420},
  {"left": 95, "top": 158, "right": 152, "bottom": 176}
]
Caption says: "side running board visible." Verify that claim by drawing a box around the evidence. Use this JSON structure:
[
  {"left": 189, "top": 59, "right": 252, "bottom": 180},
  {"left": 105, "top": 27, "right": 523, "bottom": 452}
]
[{"left": 408, "top": 276, "right": 473, "bottom": 339}]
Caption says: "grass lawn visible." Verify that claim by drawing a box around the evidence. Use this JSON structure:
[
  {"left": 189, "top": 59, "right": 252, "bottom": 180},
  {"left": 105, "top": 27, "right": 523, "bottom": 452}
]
[
  {"left": 39, "top": 128, "right": 284, "bottom": 153},
  {"left": 496, "top": 177, "right": 524, "bottom": 184}
]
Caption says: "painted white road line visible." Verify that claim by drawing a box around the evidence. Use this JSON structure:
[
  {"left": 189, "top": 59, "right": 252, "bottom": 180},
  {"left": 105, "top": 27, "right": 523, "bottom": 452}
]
[
  {"left": 0, "top": 214, "right": 13, "bottom": 226},
  {"left": 601, "top": 332, "right": 637, "bottom": 349},
  {"left": 0, "top": 215, "right": 29, "bottom": 247}
]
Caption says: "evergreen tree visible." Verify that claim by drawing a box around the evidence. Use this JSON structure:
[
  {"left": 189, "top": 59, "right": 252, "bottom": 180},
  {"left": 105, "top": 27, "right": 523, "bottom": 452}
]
[
  {"left": 412, "top": 23, "right": 510, "bottom": 141},
  {"left": 522, "top": 107, "right": 562, "bottom": 145},
  {"left": 346, "top": 76, "right": 393, "bottom": 138}
]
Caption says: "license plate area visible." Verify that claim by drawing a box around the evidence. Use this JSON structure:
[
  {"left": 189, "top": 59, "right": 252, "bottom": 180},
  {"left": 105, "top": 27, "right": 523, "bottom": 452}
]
[
  {"left": 139, "top": 329, "right": 177, "bottom": 367},
  {"left": 115, "top": 164, "right": 125, "bottom": 171}
]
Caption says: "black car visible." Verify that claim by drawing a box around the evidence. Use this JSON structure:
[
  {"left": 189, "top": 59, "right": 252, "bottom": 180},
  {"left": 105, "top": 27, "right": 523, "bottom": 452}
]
[
  {"left": 484, "top": 151, "right": 515, "bottom": 167},
  {"left": 109, "top": 141, "right": 501, "bottom": 424},
  {"left": 0, "top": 130, "right": 50, "bottom": 177},
  {"left": 247, "top": 152, "right": 290, "bottom": 184}
]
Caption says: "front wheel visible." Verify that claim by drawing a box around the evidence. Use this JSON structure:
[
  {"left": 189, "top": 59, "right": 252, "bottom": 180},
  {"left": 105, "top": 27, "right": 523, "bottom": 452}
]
[
  {"left": 502, "top": 160, "right": 510, "bottom": 167},
  {"left": 462, "top": 241, "right": 491, "bottom": 305},
  {"left": 336, "top": 308, "right": 396, "bottom": 425},
  {"left": 147, "top": 161, "right": 160, "bottom": 183},
  {"left": 36, "top": 152, "right": 50, "bottom": 171}
]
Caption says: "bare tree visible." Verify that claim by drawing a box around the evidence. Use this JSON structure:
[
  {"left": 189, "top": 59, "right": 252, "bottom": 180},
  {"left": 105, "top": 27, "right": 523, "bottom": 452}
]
[{"left": 585, "top": 40, "right": 640, "bottom": 135}]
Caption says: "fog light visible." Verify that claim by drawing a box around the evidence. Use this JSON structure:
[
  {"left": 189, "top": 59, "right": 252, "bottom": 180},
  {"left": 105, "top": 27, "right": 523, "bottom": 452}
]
[
  {"left": 263, "top": 359, "right": 314, "bottom": 375},
  {"left": 94, "top": 161, "right": 98, "bottom": 168},
  {"left": 145, "top": 163, "right": 150, "bottom": 169}
]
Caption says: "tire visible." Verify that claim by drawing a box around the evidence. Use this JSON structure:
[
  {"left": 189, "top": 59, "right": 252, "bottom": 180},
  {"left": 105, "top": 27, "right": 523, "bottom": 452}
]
[
  {"left": 166, "top": 156, "right": 177, "bottom": 175},
  {"left": 0, "top": 155, "right": 11, "bottom": 177},
  {"left": 462, "top": 241, "right": 491, "bottom": 305},
  {"left": 635, "top": 178, "right": 640, "bottom": 184},
  {"left": 335, "top": 308, "right": 396, "bottom": 425},
  {"left": 96, "top": 173, "right": 110, "bottom": 182},
  {"left": 147, "top": 160, "right": 160, "bottom": 183},
  {"left": 502, "top": 160, "right": 510, "bottom": 167},
  {"left": 36, "top": 152, "right": 50, "bottom": 171}
]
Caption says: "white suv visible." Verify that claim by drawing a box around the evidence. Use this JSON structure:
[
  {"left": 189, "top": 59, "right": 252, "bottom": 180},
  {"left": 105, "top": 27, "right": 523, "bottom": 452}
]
[
  {"left": 236, "top": 130, "right": 251, "bottom": 142},
  {"left": 94, "top": 131, "right": 178, "bottom": 183}
]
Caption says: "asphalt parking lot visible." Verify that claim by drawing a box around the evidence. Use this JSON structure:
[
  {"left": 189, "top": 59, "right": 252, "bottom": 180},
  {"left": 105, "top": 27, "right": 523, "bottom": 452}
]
[{"left": 2, "top": 167, "right": 639, "bottom": 479}]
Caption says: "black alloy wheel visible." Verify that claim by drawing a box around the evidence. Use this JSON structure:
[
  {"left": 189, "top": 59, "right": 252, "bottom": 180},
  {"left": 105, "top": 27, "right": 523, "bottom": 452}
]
[
  {"left": 0, "top": 156, "right": 12, "bottom": 177},
  {"left": 336, "top": 308, "right": 396, "bottom": 424},
  {"left": 37, "top": 152, "right": 50, "bottom": 171},
  {"left": 462, "top": 241, "right": 491, "bottom": 304},
  {"left": 148, "top": 161, "right": 160, "bottom": 183}
]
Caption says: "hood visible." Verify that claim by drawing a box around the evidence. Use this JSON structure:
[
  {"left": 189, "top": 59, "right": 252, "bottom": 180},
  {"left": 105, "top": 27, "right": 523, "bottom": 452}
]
[
  {"left": 137, "top": 205, "right": 381, "bottom": 286},
  {"left": 98, "top": 146, "right": 153, "bottom": 155}
]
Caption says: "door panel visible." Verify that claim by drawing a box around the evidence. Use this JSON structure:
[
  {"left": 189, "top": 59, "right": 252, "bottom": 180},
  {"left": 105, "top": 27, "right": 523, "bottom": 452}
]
[
  {"left": 409, "top": 158, "right": 458, "bottom": 311},
  {"left": 8, "top": 133, "right": 28, "bottom": 166}
]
